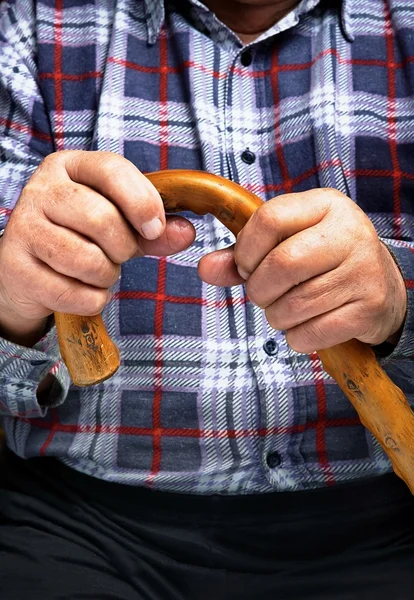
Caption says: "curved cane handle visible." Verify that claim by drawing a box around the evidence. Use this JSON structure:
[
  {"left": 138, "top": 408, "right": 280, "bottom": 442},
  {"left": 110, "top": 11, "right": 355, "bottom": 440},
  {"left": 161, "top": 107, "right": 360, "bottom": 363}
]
[
  {"left": 54, "top": 171, "right": 262, "bottom": 386},
  {"left": 55, "top": 169, "right": 414, "bottom": 493}
]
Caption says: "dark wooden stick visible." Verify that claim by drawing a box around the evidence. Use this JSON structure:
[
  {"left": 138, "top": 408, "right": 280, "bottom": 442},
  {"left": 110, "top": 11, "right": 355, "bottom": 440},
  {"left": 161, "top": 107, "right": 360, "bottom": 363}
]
[{"left": 55, "top": 169, "right": 414, "bottom": 492}]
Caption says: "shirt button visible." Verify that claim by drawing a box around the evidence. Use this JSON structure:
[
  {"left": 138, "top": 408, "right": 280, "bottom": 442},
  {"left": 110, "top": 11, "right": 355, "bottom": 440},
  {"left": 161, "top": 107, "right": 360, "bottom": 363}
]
[
  {"left": 241, "top": 149, "right": 256, "bottom": 165},
  {"left": 263, "top": 339, "right": 278, "bottom": 357},
  {"left": 266, "top": 452, "right": 282, "bottom": 469},
  {"left": 30, "top": 360, "right": 47, "bottom": 366},
  {"left": 240, "top": 49, "right": 253, "bottom": 67}
]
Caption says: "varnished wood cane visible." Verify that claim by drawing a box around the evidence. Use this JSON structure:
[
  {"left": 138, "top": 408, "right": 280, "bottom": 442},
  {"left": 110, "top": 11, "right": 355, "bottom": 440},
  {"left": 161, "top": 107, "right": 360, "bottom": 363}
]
[{"left": 54, "top": 170, "right": 414, "bottom": 493}]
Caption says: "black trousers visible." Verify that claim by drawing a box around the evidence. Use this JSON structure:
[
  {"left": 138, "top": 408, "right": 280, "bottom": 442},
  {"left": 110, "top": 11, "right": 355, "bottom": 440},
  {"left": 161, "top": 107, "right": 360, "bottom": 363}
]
[{"left": 1, "top": 450, "right": 414, "bottom": 599}]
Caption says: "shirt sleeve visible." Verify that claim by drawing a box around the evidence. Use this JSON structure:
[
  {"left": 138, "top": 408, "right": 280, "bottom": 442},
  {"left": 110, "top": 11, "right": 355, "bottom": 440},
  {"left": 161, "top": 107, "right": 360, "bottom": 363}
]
[
  {"left": 0, "top": 0, "right": 70, "bottom": 418},
  {"left": 378, "top": 239, "right": 414, "bottom": 363}
]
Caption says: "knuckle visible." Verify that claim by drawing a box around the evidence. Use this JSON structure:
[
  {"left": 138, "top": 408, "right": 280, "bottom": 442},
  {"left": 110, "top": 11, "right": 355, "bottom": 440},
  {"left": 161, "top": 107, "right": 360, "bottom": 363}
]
[
  {"left": 255, "top": 204, "right": 280, "bottom": 237},
  {"left": 29, "top": 152, "right": 76, "bottom": 188},
  {"left": 52, "top": 286, "right": 107, "bottom": 315},
  {"left": 27, "top": 222, "right": 58, "bottom": 258},
  {"left": 40, "top": 153, "right": 57, "bottom": 168},
  {"left": 108, "top": 264, "right": 121, "bottom": 286},
  {"left": 235, "top": 259, "right": 250, "bottom": 281},
  {"left": 274, "top": 245, "right": 302, "bottom": 281},
  {"left": 264, "top": 306, "right": 283, "bottom": 331},
  {"left": 48, "top": 181, "right": 80, "bottom": 210},
  {"left": 88, "top": 202, "right": 116, "bottom": 232},
  {"left": 42, "top": 150, "right": 74, "bottom": 171},
  {"left": 84, "top": 291, "right": 109, "bottom": 316},
  {"left": 53, "top": 286, "right": 77, "bottom": 311},
  {"left": 320, "top": 186, "right": 340, "bottom": 198},
  {"left": 318, "top": 187, "right": 343, "bottom": 206},
  {"left": 299, "top": 320, "right": 326, "bottom": 350},
  {"left": 245, "top": 280, "right": 266, "bottom": 308},
  {"left": 89, "top": 210, "right": 133, "bottom": 258},
  {"left": 37, "top": 153, "right": 56, "bottom": 171},
  {"left": 233, "top": 243, "right": 245, "bottom": 272},
  {"left": 284, "top": 290, "right": 305, "bottom": 315},
  {"left": 99, "top": 153, "right": 132, "bottom": 183},
  {"left": 80, "top": 250, "right": 114, "bottom": 287},
  {"left": 23, "top": 172, "right": 81, "bottom": 216},
  {"left": 21, "top": 178, "right": 43, "bottom": 197},
  {"left": 19, "top": 180, "right": 46, "bottom": 212},
  {"left": 354, "top": 312, "right": 369, "bottom": 337},
  {"left": 368, "top": 284, "right": 388, "bottom": 315},
  {"left": 6, "top": 213, "right": 39, "bottom": 255}
]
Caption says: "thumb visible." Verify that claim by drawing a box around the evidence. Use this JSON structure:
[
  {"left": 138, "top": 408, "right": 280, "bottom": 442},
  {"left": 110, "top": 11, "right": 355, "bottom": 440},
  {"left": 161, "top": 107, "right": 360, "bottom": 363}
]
[
  {"left": 135, "top": 216, "right": 196, "bottom": 257},
  {"left": 198, "top": 247, "right": 245, "bottom": 287}
]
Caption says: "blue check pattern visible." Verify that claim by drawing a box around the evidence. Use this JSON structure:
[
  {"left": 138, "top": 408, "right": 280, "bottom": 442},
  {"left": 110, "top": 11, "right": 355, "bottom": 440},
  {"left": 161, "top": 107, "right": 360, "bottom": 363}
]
[{"left": 1, "top": 0, "right": 414, "bottom": 493}]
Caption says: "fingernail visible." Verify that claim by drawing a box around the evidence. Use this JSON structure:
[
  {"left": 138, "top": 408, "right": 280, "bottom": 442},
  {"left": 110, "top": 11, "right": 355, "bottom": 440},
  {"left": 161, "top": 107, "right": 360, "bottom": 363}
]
[
  {"left": 237, "top": 267, "right": 249, "bottom": 280},
  {"left": 141, "top": 217, "right": 163, "bottom": 240}
]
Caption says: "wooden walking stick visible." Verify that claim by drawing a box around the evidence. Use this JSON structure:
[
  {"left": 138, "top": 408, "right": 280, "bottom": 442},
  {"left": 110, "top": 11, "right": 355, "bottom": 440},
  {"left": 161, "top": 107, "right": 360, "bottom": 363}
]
[{"left": 54, "top": 169, "right": 414, "bottom": 492}]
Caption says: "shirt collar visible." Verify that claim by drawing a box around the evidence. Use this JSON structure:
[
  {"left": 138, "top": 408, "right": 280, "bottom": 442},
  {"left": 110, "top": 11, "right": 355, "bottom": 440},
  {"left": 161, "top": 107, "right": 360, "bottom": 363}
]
[
  {"left": 143, "top": 0, "right": 355, "bottom": 45},
  {"left": 143, "top": 0, "right": 166, "bottom": 45}
]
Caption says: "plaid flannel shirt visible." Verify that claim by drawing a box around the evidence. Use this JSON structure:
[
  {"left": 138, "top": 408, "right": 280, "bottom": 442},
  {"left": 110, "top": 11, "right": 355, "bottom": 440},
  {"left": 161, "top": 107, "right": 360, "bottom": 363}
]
[{"left": 1, "top": 0, "right": 414, "bottom": 494}]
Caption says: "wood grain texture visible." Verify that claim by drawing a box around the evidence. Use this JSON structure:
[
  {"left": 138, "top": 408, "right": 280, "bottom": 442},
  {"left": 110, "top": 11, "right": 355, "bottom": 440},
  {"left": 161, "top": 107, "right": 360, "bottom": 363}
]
[
  {"left": 146, "top": 169, "right": 263, "bottom": 236},
  {"left": 53, "top": 169, "right": 414, "bottom": 492},
  {"left": 319, "top": 340, "right": 414, "bottom": 492},
  {"left": 54, "top": 313, "right": 120, "bottom": 387}
]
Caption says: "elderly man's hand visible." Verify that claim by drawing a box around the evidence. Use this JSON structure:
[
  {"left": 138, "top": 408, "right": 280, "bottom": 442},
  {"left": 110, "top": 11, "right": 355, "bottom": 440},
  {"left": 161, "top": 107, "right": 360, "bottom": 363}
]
[
  {"left": 0, "top": 151, "right": 195, "bottom": 344},
  {"left": 199, "top": 188, "right": 407, "bottom": 353}
]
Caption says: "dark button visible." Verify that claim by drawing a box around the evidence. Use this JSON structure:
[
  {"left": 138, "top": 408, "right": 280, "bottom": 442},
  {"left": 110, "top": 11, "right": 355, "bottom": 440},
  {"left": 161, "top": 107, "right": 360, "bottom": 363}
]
[
  {"left": 266, "top": 452, "right": 282, "bottom": 469},
  {"left": 30, "top": 360, "right": 47, "bottom": 366},
  {"left": 263, "top": 339, "right": 278, "bottom": 357},
  {"left": 240, "top": 49, "right": 253, "bottom": 67},
  {"left": 241, "top": 149, "right": 256, "bottom": 165},
  {"left": 13, "top": 66, "right": 19, "bottom": 73}
]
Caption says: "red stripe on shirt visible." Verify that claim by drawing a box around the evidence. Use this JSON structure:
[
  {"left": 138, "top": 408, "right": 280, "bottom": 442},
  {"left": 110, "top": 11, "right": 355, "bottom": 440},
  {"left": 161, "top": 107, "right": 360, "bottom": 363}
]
[
  {"left": 39, "top": 71, "right": 103, "bottom": 81},
  {"left": 148, "top": 29, "right": 170, "bottom": 486},
  {"left": 39, "top": 408, "right": 59, "bottom": 456},
  {"left": 108, "top": 50, "right": 414, "bottom": 81},
  {"left": 310, "top": 353, "right": 336, "bottom": 485},
  {"left": 384, "top": 0, "right": 402, "bottom": 240},
  {"left": 28, "top": 417, "right": 361, "bottom": 439},
  {"left": 270, "top": 42, "right": 293, "bottom": 194},
  {"left": 0, "top": 117, "right": 52, "bottom": 143},
  {"left": 114, "top": 291, "right": 248, "bottom": 308},
  {"left": 53, "top": 0, "right": 64, "bottom": 150}
]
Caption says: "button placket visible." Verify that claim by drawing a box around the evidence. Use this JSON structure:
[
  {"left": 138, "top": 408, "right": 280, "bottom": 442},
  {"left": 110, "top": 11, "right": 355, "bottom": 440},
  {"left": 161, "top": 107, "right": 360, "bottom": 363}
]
[
  {"left": 240, "top": 49, "right": 253, "bottom": 67},
  {"left": 266, "top": 451, "right": 282, "bottom": 469},
  {"left": 263, "top": 339, "right": 279, "bottom": 357},
  {"left": 241, "top": 149, "right": 256, "bottom": 165}
]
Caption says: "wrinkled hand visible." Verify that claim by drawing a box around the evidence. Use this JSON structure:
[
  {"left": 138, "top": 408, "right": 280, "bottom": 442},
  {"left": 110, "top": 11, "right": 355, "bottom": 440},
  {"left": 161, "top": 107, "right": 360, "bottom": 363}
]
[
  {"left": 199, "top": 188, "right": 407, "bottom": 353},
  {"left": 0, "top": 151, "right": 195, "bottom": 334}
]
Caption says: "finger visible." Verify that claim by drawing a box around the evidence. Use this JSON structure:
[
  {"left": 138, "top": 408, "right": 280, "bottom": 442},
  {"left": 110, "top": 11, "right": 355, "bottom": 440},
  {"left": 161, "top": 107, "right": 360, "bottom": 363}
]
[
  {"left": 198, "top": 247, "right": 245, "bottom": 287},
  {"left": 264, "top": 265, "right": 358, "bottom": 331},
  {"left": 43, "top": 182, "right": 140, "bottom": 264},
  {"left": 137, "top": 216, "right": 196, "bottom": 257},
  {"left": 284, "top": 302, "right": 365, "bottom": 354},
  {"left": 62, "top": 151, "right": 166, "bottom": 240},
  {"left": 234, "top": 189, "right": 332, "bottom": 279},
  {"left": 27, "top": 219, "right": 120, "bottom": 289},
  {"left": 27, "top": 259, "right": 111, "bottom": 316},
  {"left": 245, "top": 221, "right": 348, "bottom": 308}
]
